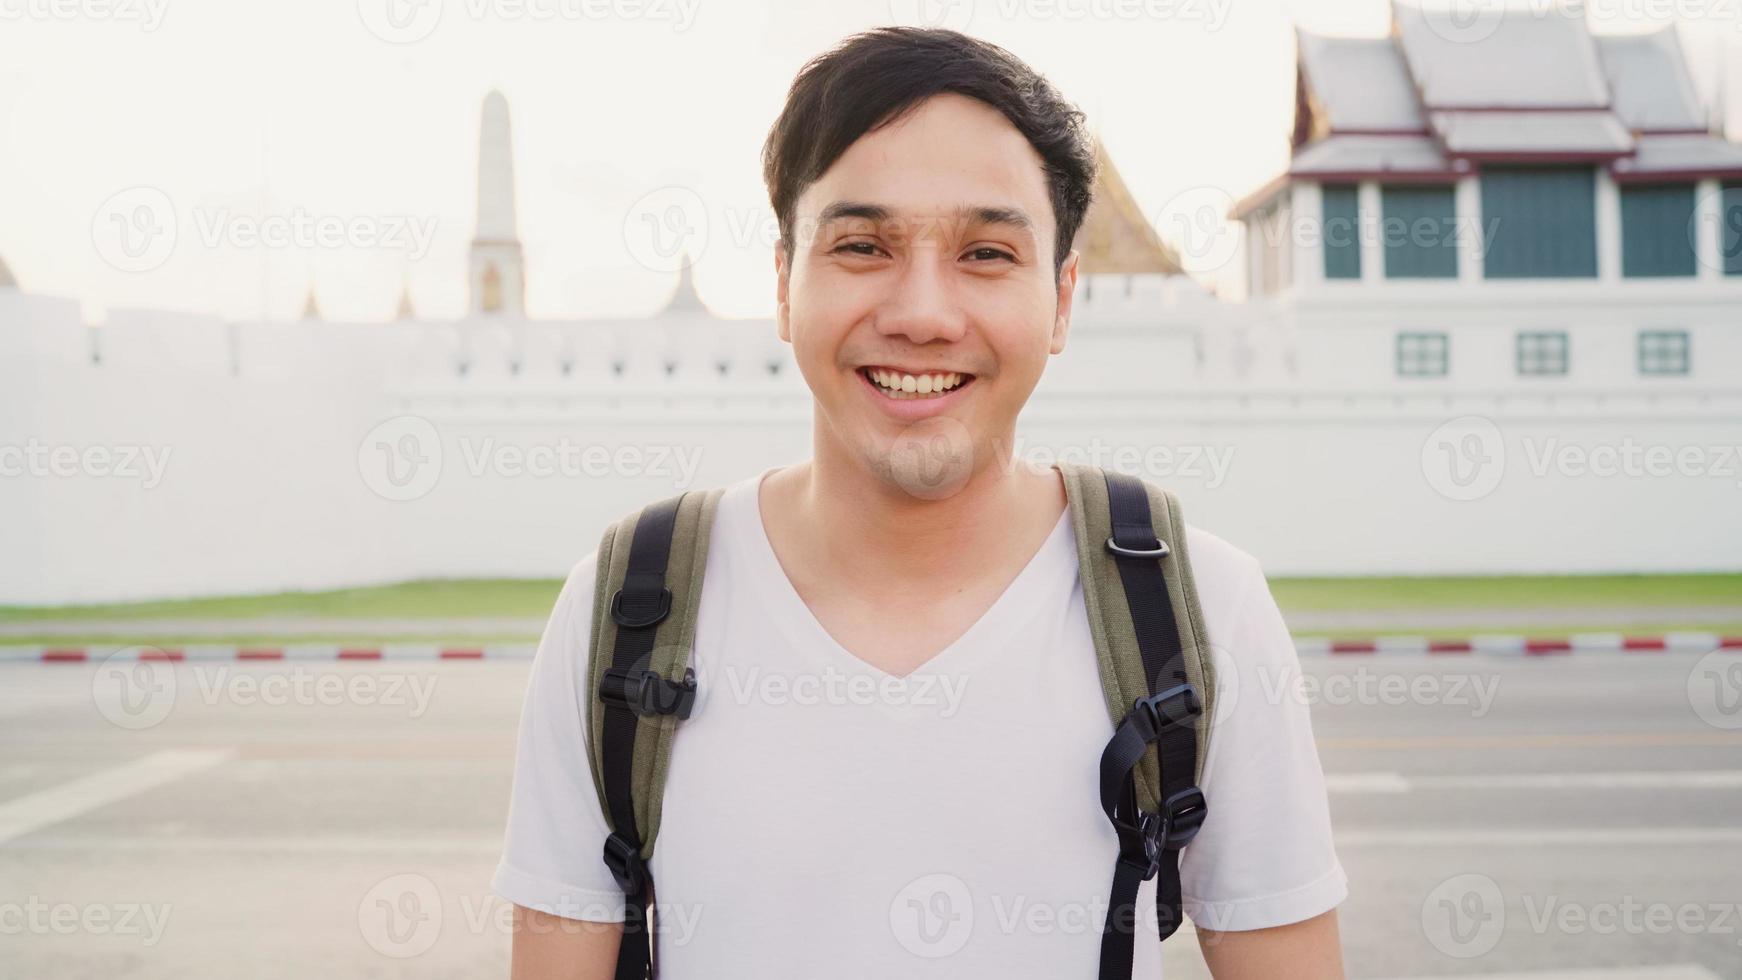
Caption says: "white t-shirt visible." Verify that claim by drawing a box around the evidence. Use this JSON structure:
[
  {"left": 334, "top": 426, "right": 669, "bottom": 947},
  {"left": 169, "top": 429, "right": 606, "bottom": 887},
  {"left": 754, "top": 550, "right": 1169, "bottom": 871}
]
[{"left": 493, "top": 466, "right": 1347, "bottom": 977}]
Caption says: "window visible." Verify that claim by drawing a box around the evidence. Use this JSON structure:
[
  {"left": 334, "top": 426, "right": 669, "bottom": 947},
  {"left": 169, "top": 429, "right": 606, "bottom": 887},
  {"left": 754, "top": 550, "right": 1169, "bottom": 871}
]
[
  {"left": 1516, "top": 331, "right": 1569, "bottom": 376},
  {"left": 1724, "top": 182, "right": 1742, "bottom": 277},
  {"left": 1396, "top": 332, "right": 1449, "bottom": 377},
  {"left": 1382, "top": 185, "right": 1458, "bottom": 278},
  {"left": 1321, "top": 184, "right": 1361, "bottom": 280},
  {"left": 1620, "top": 183, "right": 1697, "bottom": 277},
  {"left": 1638, "top": 330, "right": 1690, "bottom": 376},
  {"left": 1482, "top": 167, "right": 1598, "bottom": 278}
]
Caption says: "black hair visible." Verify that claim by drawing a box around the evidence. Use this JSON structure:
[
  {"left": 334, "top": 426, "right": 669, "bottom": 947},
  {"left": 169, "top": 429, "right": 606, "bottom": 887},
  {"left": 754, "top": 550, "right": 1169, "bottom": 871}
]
[{"left": 761, "top": 26, "right": 1097, "bottom": 277}]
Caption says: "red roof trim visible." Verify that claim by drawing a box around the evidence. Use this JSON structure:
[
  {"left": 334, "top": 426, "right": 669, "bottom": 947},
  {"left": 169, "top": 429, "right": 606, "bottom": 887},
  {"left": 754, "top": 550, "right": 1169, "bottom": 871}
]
[
  {"left": 1610, "top": 167, "right": 1742, "bottom": 184},
  {"left": 1449, "top": 150, "right": 1632, "bottom": 163},
  {"left": 1424, "top": 104, "right": 1617, "bottom": 114}
]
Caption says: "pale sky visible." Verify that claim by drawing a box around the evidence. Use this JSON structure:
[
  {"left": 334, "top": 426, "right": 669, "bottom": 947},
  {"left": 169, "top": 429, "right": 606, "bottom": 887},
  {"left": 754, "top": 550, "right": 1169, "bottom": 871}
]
[{"left": 1, "top": 0, "right": 1735, "bottom": 323}]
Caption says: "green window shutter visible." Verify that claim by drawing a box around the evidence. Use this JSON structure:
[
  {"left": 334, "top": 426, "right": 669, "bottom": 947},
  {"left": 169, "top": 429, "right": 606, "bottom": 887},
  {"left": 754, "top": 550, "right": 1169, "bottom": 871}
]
[
  {"left": 1481, "top": 167, "right": 1598, "bottom": 278},
  {"left": 1620, "top": 183, "right": 1697, "bottom": 277},
  {"left": 1396, "top": 331, "right": 1449, "bottom": 377},
  {"left": 1382, "top": 185, "right": 1459, "bottom": 278},
  {"left": 1723, "top": 182, "right": 1742, "bottom": 277},
  {"left": 1637, "top": 329, "right": 1691, "bottom": 376},
  {"left": 1322, "top": 184, "right": 1361, "bottom": 280},
  {"left": 1516, "top": 331, "right": 1570, "bottom": 376}
]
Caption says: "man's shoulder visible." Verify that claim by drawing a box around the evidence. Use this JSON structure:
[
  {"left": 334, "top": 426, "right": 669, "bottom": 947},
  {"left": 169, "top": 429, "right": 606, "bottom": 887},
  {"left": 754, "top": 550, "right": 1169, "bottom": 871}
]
[{"left": 1177, "top": 523, "right": 1270, "bottom": 650}]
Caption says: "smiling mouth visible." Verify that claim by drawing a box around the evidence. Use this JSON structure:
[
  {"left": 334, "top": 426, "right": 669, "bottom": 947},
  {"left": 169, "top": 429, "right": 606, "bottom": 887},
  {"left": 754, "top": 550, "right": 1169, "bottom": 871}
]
[{"left": 858, "top": 366, "right": 977, "bottom": 400}]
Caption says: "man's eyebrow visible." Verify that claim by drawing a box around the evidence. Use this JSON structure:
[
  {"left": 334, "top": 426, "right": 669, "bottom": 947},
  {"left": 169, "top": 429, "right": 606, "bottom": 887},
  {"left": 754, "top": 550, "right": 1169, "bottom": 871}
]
[
  {"left": 815, "top": 201, "right": 1035, "bottom": 236},
  {"left": 968, "top": 206, "right": 1034, "bottom": 233},
  {"left": 816, "top": 201, "right": 892, "bottom": 225}
]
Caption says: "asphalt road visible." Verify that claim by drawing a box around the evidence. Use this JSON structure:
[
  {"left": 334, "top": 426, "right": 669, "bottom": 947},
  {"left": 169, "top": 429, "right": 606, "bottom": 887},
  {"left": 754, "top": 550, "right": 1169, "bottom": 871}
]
[{"left": 2, "top": 652, "right": 1739, "bottom": 979}]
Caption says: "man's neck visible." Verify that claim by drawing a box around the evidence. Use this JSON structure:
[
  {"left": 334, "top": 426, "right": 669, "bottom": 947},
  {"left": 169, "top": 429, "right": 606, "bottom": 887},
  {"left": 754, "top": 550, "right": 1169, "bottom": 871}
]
[{"left": 762, "top": 432, "right": 1066, "bottom": 603}]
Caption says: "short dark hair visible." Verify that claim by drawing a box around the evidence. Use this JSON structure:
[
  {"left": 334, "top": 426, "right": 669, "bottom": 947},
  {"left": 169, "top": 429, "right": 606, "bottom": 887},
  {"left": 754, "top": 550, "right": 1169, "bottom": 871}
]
[{"left": 761, "top": 27, "right": 1097, "bottom": 278}]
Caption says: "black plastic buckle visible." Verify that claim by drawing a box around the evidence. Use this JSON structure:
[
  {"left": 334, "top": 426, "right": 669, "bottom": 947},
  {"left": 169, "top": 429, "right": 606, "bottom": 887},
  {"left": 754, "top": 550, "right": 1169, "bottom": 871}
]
[
  {"left": 1130, "top": 683, "right": 1201, "bottom": 743},
  {"left": 600, "top": 665, "right": 697, "bottom": 719},
  {"left": 1115, "top": 810, "right": 1166, "bottom": 880},
  {"left": 611, "top": 586, "right": 671, "bottom": 629},
  {"left": 1162, "top": 786, "right": 1208, "bottom": 849},
  {"left": 602, "top": 833, "right": 645, "bottom": 894}
]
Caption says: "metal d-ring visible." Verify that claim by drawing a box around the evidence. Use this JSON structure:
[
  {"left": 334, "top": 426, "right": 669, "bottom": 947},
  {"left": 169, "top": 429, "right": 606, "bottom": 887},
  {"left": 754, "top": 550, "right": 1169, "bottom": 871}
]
[{"left": 1105, "top": 536, "right": 1171, "bottom": 559}]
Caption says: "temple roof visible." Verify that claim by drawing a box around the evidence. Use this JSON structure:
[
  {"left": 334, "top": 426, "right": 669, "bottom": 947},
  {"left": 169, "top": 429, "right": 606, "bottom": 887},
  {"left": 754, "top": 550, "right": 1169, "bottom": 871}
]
[{"left": 1071, "top": 138, "right": 1184, "bottom": 276}]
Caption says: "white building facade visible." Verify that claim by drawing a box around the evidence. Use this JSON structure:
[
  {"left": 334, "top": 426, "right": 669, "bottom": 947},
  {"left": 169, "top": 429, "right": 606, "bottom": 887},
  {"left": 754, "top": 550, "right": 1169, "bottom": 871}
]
[{"left": 3, "top": 6, "right": 1740, "bottom": 603}]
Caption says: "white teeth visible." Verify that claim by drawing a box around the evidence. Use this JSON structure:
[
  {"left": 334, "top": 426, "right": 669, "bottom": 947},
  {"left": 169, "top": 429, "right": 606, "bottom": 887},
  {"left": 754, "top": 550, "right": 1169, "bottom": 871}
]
[{"left": 864, "top": 368, "right": 970, "bottom": 399}]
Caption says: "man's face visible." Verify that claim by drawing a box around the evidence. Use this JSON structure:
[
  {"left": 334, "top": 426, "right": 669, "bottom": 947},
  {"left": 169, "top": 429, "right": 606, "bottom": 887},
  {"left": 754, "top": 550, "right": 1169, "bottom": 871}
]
[{"left": 775, "top": 92, "right": 1078, "bottom": 498}]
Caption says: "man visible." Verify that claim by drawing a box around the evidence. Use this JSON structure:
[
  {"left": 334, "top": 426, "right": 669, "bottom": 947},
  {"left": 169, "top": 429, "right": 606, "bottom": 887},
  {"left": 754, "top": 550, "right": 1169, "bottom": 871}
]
[{"left": 494, "top": 26, "right": 1346, "bottom": 979}]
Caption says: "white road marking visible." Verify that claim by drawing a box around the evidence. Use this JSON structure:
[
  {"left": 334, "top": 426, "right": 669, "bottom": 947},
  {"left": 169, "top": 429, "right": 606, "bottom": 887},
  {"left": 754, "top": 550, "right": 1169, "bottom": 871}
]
[
  {"left": 1380, "top": 964, "right": 1722, "bottom": 980},
  {"left": 0, "top": 748, "right": 235, "bottom": 845},
  {"left": 1338, "top": 828, "right": 1742, "bottom": 847},
  {"left": 1328, "top": 770, "right": 1742, "bottom": 794},
  {"left": 3, "top": 834, "right": 500, "bottom": 853}
]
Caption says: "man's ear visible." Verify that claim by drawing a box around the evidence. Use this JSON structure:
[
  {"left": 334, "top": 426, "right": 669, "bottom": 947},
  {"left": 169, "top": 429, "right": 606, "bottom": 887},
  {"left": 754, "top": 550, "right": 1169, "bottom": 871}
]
[
  {"left": 774, "top": 242, "right": 792, "bottom": 344},
  {"left": 1050, "top": 248, "right": 1080, "bottom": 355}
]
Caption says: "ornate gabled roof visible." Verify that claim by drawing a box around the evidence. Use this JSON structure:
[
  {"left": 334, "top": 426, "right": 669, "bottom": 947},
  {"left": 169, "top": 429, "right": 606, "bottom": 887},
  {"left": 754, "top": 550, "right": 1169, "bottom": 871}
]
[{"left": 1071, "top": 138, "right": 1184, "bottom": 276}]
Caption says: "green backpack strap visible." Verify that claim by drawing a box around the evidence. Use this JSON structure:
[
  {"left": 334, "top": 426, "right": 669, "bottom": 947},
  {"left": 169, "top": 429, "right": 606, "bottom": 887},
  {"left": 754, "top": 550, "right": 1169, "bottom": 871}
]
[
  {"left": 584, "top": 486, "right": 723, "bottom": 980},
  {"left": 1058, "top": 461, "right": 1215, "bottom": 969},
  {"left": 1059, "top": 460, "right": 1217, "bottom": 799}
]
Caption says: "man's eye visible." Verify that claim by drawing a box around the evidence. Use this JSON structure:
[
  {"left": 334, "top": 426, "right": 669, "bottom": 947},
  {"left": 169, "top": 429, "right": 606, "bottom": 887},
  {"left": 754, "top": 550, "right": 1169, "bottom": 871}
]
[
  {"left": 833, "top": 241, "right": 881, "bottom": 256},
  {"left": 966, "top": 247, "right": 1015, "bottom": 262}
]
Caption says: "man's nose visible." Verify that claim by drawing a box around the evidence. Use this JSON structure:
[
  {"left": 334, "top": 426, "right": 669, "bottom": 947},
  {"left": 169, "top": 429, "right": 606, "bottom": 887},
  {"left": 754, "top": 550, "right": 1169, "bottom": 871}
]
[{"left": 873, "top": 250, "right": 968, "bottom": 345}]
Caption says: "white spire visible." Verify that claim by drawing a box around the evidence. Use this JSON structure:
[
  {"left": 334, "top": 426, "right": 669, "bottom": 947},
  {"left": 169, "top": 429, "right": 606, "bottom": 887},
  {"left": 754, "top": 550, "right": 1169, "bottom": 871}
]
[
  {"left": 475, "top": 89, "right": 519, "bottom": 243},
  {"left": 470, "top": 90, "right": 526, "bottom": 316}
]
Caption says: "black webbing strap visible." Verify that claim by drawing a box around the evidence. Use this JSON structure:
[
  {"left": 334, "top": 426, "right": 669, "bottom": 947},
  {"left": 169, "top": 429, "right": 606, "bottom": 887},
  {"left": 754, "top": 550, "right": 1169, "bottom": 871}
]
[
  {"left": 599, "top": 494, "right": 685, "bottom": 980},
  {"left": 1097, "top": 472, "right": 1207, "bottom": 980}
]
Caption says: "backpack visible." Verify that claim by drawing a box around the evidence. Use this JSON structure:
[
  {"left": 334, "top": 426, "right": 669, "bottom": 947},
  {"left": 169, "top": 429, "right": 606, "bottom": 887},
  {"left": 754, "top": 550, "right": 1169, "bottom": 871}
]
[{"left": 583, "top": 461, "right": 1216, "bottom": 980}]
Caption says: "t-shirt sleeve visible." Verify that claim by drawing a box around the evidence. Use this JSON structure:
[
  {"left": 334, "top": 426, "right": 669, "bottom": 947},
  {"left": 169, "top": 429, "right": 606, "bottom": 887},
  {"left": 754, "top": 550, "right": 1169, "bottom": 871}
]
[
  {"left": 1177, "top": 555, "right": 1348, "bottom": 932},
  {"left": 490, "top": 551, "right": 629, "bottom": 922}
]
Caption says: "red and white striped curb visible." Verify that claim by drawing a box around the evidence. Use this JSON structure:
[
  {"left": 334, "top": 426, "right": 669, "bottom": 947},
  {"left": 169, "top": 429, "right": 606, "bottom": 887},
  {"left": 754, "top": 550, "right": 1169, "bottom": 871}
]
[
  {"left": 2, "top": 634, "right": 1740, "bottom": 664},
  {"left": 1292, "top": 633, "right": 1742, "bottom": 656},
  {"left": 0, "top": 643, "right": 537, "bottom": 663}
]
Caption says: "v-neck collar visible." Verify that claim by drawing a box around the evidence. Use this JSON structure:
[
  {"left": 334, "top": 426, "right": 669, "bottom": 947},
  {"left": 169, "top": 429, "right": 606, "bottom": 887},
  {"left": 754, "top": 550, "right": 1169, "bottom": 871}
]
[{"left": 733, "top": 465, "right": 1075, "bottom": 684}]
